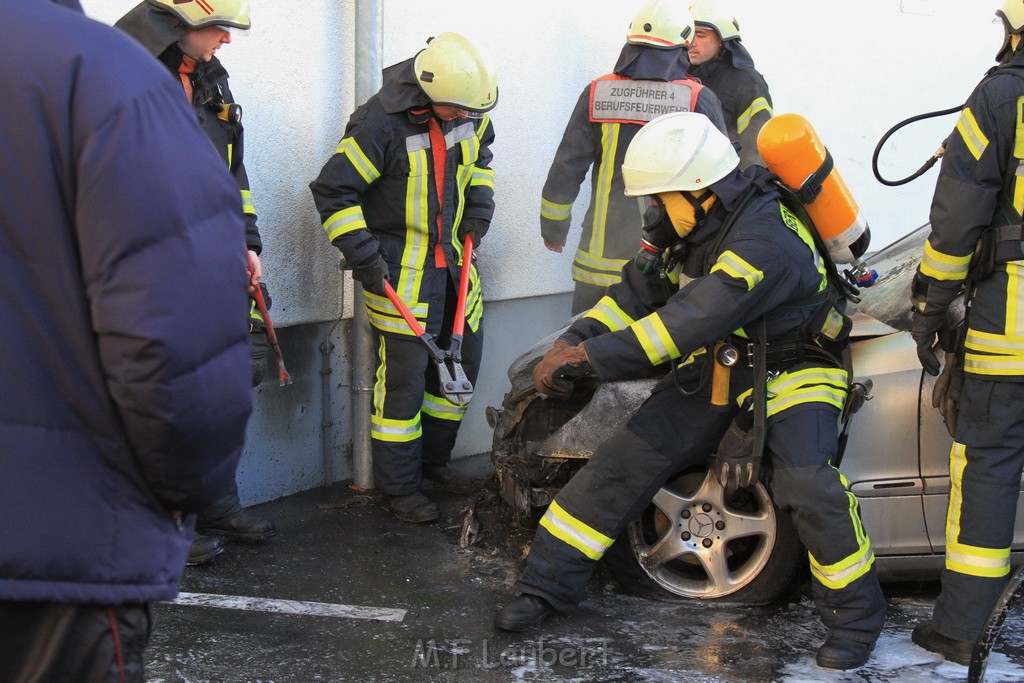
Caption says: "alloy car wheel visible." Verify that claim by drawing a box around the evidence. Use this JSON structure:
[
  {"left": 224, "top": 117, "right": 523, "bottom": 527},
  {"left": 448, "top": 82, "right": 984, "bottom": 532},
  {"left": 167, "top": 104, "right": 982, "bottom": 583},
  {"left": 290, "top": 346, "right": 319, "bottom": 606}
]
[{"left": 605, "top": 468, "right": 803, "bottom": 604}]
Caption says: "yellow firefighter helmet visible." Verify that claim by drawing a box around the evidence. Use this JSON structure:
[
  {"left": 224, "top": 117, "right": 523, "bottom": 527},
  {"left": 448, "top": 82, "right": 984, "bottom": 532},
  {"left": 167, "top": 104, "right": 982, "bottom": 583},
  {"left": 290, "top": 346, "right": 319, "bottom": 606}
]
[
  {"left": 689, "top": 0, "right": 741, "bottom": 41},
  {"left": 627, "top": 0, "right": 695, "bottom": 49},
  {"left": 145, "top": 0, "right": 251, "bottom": 31},
  {"left": 998, "top": 0, "right": 1024, "bottom": 33},
  {"left": 996, "top": 0, "right": 1024, "bottom": 60},
  {"left": 413, "top": 33, "right": 498, "bottom": 114}
]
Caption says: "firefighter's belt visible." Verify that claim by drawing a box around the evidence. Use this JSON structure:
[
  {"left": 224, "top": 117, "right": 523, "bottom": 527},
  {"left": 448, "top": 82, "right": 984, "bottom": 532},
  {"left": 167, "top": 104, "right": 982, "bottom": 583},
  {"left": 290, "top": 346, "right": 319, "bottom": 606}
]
[{"left": 743, "top": 336, "right": 843, "bottom": 373}]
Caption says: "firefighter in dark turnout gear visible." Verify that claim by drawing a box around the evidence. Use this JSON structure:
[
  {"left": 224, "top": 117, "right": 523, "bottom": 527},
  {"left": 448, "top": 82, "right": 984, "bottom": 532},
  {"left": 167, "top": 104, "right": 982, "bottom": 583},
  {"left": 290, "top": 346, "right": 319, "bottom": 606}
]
[
  {"left": 310, "top": 33, "right": 497, "bottom": 523},
  {"left": 540, "top": 0, "right": 726, "bottom": 316},
  {"left": 687, "top": 0, "right": 774, "bottom": 168},
  {"left": 497, "top": 113, "right": 886, "bottom": 671},
  {"left": 116, "top": 0, "right": 276, "bottom": 564},
  {"left": 910, "top": 0, "right": 1024, "bottom": 666}
]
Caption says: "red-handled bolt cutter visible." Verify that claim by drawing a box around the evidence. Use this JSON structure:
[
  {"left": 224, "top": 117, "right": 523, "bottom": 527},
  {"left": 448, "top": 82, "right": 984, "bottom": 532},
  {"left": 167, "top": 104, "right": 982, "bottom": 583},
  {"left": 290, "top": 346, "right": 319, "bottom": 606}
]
[
  {"left": 380, "top": 235, "right": 475, "bottom": 406},
  {"left": 252, "top": 283, "right": 292, "bottom": 386}
]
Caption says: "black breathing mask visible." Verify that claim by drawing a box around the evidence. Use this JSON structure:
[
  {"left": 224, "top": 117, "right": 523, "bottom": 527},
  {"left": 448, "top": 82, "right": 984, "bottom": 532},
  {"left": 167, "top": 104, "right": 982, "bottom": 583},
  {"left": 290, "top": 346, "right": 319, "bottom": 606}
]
[{"left": 633, "top": 191, "right": 712, "bottom": 275}]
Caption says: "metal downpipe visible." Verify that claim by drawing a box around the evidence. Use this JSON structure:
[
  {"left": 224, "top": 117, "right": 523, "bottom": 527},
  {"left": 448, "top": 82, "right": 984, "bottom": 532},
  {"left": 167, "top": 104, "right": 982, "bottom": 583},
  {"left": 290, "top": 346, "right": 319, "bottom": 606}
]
[{"left": 351, "top": 0, "right": 382, "bottom": 489}]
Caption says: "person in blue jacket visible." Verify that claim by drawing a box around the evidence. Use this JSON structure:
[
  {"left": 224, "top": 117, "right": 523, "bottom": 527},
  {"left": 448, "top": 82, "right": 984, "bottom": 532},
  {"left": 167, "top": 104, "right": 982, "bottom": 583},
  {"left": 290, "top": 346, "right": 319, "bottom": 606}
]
[{"left": 0, "top": 0, "right": 253, "bottom": 679}]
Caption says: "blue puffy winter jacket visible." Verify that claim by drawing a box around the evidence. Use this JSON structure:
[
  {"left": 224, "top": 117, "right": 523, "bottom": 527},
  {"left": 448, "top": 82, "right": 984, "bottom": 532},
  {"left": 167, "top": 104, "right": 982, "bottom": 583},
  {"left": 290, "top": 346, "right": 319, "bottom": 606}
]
[{"left": 0, "top": 0, "right": 253, "bottom": 604}]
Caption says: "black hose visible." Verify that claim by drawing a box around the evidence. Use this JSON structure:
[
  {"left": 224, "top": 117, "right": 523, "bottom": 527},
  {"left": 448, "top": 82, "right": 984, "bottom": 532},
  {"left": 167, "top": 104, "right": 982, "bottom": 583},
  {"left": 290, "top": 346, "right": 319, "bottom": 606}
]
[{"left": 871, "top": 104, "right": 962, "bottom": 187}]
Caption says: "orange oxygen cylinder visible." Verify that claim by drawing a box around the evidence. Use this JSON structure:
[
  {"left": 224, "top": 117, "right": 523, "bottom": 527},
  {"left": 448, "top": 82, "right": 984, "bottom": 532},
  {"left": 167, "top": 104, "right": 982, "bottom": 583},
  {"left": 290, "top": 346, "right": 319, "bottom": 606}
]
[{"left": 756, "top": 113, "right": 877, "bottom": 287}]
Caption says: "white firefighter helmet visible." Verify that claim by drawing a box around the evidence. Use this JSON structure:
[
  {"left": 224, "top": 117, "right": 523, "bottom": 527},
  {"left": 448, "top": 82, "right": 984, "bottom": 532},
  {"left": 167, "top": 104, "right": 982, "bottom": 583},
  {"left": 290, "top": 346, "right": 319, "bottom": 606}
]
[
  {"left": 413, "top": 33, "right": 498, "bottom": 113},
  {"left": 145, "top": 0, "right": 251, "bottom": 30},
  {"left": 622, "top": 113, "right": 739, "bottom": 195},
  {"left": 689, "top": 0, "right": 741, "bottom": 41},
  {"left": 627, "top": 0, "right": 695, "bottom": 49}
]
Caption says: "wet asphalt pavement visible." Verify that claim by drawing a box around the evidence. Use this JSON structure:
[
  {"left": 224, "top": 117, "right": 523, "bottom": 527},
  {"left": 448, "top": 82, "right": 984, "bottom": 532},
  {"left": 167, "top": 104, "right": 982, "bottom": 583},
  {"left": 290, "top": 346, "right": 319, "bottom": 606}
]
[{"left": 145, "top": 457, "right": 1024, "bottom": 682}]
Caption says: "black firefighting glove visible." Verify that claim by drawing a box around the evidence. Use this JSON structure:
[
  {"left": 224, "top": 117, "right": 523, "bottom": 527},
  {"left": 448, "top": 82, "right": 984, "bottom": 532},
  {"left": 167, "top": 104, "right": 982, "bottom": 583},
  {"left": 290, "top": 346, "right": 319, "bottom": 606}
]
[
  {"left": 932, "top": 351, "right": 963, "bottom": 439},
  {"left": 350, "top": 254, "right": 389, "bottom": 297},
  {"left": 713, "top": 402, "right": 760, "bottom": 495},
  {"left": 457, "top": 218, "right": 490, "bottom": 248},
  {"left": 910, "top": 310, "right": 954, "bottom": 376},
  {"left": 533, "top": 340, "right": 593, "bottom": 399}
]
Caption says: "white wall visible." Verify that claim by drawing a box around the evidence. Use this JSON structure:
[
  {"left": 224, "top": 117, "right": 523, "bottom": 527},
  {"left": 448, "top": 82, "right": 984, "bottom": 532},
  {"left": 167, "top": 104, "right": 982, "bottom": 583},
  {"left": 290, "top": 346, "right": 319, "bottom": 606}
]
[{"left": 83, "top": 0, "right": 1002, "bottom": 320}]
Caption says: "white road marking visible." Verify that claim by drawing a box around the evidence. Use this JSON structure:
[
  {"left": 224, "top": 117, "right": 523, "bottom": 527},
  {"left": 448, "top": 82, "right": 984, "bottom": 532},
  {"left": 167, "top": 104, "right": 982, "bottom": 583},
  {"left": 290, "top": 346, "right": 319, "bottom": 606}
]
[{"left": 173, "top": 592, "right": 406, "bottom": 622}]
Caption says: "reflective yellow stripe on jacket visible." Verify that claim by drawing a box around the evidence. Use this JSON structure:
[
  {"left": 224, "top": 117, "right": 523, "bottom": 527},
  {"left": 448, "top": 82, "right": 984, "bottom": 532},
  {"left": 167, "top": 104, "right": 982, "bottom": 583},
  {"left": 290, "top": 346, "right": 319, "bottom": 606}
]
[
  {"left": 737, "top": 96, "right": 773, "bottom": 135},
  {"left": 583, "top": 295, "right": 635, "bottom": 332},
  {"left": 571, "top": 123, "right": 625, "bottom": 288}
]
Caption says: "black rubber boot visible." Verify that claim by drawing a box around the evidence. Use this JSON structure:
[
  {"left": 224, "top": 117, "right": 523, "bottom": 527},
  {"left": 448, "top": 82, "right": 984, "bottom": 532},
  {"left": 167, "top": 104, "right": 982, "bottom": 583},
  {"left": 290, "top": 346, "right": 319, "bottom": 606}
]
[
  {"left": 494, "top": 595, "right": 556, "bottom": 632},
  {"left": 422, "top": 464, "right": 479, "bottom": 495},
  {"left": 815, "top": 636, "right": 874, "bottom": 670},
  {"left": 386, "top": 492, "right": 441, "bottom": 523},
  {"left": 197, "top": 507, "right": 276, "bottom": 542},
  {"left": 912, "top": 621, "right": 973, "bottom": 665},
  {"left": 186, "top": 534, "right": 224, "bottom": 566},
  {"left": 196, "top": 482, "right": 276, "bottom": 542}
]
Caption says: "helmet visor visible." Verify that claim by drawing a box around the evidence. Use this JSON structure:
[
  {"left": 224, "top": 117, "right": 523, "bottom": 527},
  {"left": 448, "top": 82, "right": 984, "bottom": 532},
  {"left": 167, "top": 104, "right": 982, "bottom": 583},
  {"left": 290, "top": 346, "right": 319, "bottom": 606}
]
[{"left": 638, "top": 195, "right": 666, "bottom": 230}]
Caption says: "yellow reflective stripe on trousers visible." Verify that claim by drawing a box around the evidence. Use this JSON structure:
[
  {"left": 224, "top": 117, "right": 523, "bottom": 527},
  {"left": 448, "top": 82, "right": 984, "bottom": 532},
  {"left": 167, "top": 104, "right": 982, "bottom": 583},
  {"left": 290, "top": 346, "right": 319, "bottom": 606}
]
[
  {"left": 946, "top": 541, "right": 1011, "bottom": 578},
  {"left": 809, "top": 536, "right": 874, "bottom": 590},
  {"left": 335, "top": 137, "right": 382, "bottom": 184},
  {"left": 955, "top": 106, "right": 989, "bottom": 161},
  {"left": 584, "top": 295, "right": 635, "bottom": 331},
  {"left": 765, "top": 367, "right": 848, "bottom": 417},
  {"left": 323, "top": 205, "right": 368, "bottom": 241},
  {"left": 736, "top": 97, "right": 773, "bottom": 135},
  {"left": 711, "top": 250, "right": 764, "bottom": 290},
  {"left": 422, "top": 392, "right": 468, "bottom": 421},
  {"left": 588, "top": 124, "right": 620, "bottom": 255},
  {"left": 919, "top": 239, "right": 971, "bottom": 281},
  {"left": 942, "top": 441, "right": 1009, "bottom": 576},
  {"left": 240, "top": 189, "right": 255, "bottom": 215},
  {"left": 370, "top": 414, "right": 422, "bottom": 442},
  {"left": 810, "top": 466, "right": 874, "bottom": 589},
  {"left": 630, "top": 312, "right": 681, "bottom": 366},
  {"left": 371, "top": 339, "right": 423, "bottom": 443},
  {"left": 946, "top": 441, "right": 968, "bottom": 545},
  {"left": 538, "top": 501, "right": 614, "bottom": 560},
  {"left": 541, "top": 196, "right": 572, "bottom": 221}
]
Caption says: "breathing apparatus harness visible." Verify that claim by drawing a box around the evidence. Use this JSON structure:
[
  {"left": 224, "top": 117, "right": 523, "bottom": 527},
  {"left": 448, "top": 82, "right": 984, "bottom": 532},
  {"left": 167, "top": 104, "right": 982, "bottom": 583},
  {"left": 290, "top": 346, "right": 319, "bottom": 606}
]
[
  {"left": 636, "top": 175, "right": 857, "bottom": 387},
  {"left": 637, "top": 175, "right": 860, "bottom": 477}
]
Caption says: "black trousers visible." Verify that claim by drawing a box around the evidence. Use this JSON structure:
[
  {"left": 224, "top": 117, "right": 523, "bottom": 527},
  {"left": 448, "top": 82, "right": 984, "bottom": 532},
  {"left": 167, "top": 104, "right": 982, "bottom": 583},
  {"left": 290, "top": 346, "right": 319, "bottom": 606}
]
[
  {"left": 0, "top": 601, "right": 150, "bottom": 683},
  {"left": 370, "top": 277, "right": 484, "bottom": 495},
  {"left": 932, "top": 377, "right": 1024, "bottom": 642}
]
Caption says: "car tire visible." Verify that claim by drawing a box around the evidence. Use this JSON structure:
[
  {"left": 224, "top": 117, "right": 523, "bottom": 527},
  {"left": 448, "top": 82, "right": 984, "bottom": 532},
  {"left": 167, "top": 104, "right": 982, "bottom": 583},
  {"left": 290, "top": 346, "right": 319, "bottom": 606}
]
[{"left": 602, "top": 468, "right": 804, "bottom": 605}]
